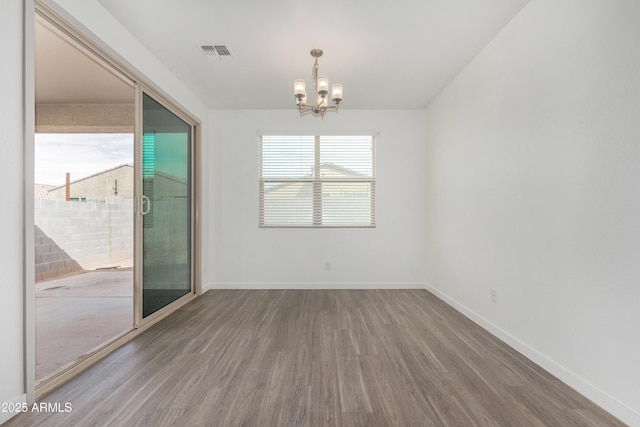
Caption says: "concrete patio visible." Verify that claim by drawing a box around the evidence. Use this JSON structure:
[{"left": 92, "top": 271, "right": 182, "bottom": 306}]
[{"left": 36, "top": 269, "right": 133, "bottom": 381}]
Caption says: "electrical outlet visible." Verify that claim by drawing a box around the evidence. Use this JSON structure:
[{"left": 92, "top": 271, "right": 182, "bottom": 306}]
[
  {"left": 324, "top": 261, "right": 331, "bottom": 270},
  {"left": 491, "top": 289, "right": 498, "bottom": 303}
]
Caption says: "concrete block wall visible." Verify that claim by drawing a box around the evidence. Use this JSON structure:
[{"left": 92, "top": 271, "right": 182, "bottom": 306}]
[
  {"left": 34, "top": 225, "right": 83, "bottom": 282},
  {"left": 34, "top": 197, "right": 133, "bottom": 281}
]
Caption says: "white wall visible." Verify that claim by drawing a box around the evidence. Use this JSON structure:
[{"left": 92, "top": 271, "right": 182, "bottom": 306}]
[
  {"left": 424, "top": 0, "right": 640, "bottom": 424},
  {"left": 0, "top": 0, "right": 27, "bottom": 423},
  {"left": 208, "top": 109, "right": 427, "bottom": 289}
]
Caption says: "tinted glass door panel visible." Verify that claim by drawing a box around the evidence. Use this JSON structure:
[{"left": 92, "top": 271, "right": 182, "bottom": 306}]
[{"left": 141, "top": 93, "right": 192, "bottom": 318}]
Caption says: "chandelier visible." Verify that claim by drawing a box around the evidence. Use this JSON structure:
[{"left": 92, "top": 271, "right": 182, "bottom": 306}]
[{"left": 294, "top": 49, "right": 343, "bottom": 118}]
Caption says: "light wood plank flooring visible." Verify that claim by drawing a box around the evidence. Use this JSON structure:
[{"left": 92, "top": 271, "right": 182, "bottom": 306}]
[{"left": 6, "top": 290, "right": 625, "bottom": 426}]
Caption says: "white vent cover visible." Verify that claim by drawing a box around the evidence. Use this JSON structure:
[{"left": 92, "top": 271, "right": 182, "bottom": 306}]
[{"left": 199, "top": 44, "right": 235, "bottom": 61}]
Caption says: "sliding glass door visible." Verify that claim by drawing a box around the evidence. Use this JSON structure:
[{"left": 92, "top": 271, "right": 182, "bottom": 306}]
[
  {"left": 140, "top": 92, "right": 193, "bottom": 318},
  {"left": 33, "top": 6, "right": 199, "bottom": 397}
]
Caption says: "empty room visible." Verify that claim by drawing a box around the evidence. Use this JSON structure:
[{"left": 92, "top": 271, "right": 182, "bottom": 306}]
[{"left": 1, "top": 0, "right": 639, "bottom": 426}]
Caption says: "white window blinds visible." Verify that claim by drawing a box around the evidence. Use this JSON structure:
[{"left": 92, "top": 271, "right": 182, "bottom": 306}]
[{"left": 260, "top": 134, "right": 376, "bottom": 227}]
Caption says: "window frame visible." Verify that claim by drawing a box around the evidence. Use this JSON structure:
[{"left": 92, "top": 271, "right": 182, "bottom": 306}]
[{"left": 259, "top": 131, "right": 377, "bottom": 228}]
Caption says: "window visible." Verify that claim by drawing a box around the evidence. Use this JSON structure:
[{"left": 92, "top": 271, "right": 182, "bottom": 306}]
[{"left": 259, "top": 133, "right": 376, "bottom": 227}]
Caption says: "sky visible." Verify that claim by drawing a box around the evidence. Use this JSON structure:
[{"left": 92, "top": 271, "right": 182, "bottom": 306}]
[{"left": 35, "top": 133, "right": 134, "bottom": 186}]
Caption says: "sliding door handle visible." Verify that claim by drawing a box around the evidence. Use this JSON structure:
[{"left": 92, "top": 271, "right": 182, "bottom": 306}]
[{"left": 141, "top": 195, "right": 151, "bottom": 215}]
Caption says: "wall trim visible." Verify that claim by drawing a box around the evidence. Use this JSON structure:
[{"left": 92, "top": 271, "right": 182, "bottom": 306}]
[
  {"left": 207, "top": 282, "right": 427, "bottom": 290},
  {"left": 426, "top": 283, "right": 640, "bottom": 426},
  {"left": 0, "top": 394, "right": 27, "bottom": 424},
  {"left": 24, "top": 0, "right": 36, "bottom": 405}
]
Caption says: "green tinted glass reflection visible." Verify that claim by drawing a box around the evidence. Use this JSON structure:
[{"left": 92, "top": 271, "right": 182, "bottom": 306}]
[{"left": 142, "top": 93, "right": 191, "bottom": 317}]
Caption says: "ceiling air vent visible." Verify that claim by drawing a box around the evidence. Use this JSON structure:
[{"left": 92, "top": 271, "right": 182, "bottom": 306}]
[
  {"left": 200, "top": 45, "right": 217, "bottom": 57},
  {"left": 199, "top": 44, "right": 235, "bottom": 61},
  {"left": 213, "top": 45, "right": 231, "bottom": 56}
]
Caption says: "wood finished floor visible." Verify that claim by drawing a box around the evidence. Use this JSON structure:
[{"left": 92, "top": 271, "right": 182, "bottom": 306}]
[{"left": 6, "top": 290, "right": 624, "bottom": 427}]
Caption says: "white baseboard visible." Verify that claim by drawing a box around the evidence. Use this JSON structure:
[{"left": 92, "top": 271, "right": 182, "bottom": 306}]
[
  {"left": 426, "top": 283, "right": 640, "bottom": 427},
  {"left": 206, "top": 282, "right": 427, "bottom": 290},
  {"left": 0, "top": 393, "right": 27, "bottom": 425}
]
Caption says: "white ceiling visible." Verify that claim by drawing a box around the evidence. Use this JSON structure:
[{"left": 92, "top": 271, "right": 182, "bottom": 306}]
[
  {"left": 35, "top": 18, "right": 134, "bottom": 104},
  {"left": 46, "top": 0, "right": 531, "bottom": 109}
]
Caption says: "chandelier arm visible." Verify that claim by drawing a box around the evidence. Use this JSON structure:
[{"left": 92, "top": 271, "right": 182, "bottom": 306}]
[{"left": 298, "top": 105, "right": 315, "bottom": 116}]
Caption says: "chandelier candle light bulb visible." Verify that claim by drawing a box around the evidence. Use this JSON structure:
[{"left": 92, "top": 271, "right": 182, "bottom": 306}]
[
  {"left": 294, "top": 49, "right": 343, "bottom": 118},
  {"left": 317, "top": 77, "right": 329, "bottom": 95},
  {"left": 331, "top": 84, "right": 343, "bottom": 102},
  {"left": 294, "top": 79, "right": 306, "bottom": 105},
  {"left": 294, "top": 79, "right": 306, "bottom": 96}
]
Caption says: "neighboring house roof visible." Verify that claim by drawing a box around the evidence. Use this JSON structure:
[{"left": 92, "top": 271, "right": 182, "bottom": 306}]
[
  {"left": 264, "top": 162, "right": 370, "bottom": 193},
  {"left": 154, "top": 170, "right": 187, "bottom": 184},
  {"left": 49, "top": 163, "right": 134, "bottom": 191},
  {"left": 34, "top": 183, "right": 57, "bottom": 200},
  {"left": 47, "top": 164, "right": 187, "bottom": 192},
  {"left": 317, "top": 162, "right": 371, "bottom": 179}
]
